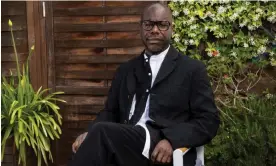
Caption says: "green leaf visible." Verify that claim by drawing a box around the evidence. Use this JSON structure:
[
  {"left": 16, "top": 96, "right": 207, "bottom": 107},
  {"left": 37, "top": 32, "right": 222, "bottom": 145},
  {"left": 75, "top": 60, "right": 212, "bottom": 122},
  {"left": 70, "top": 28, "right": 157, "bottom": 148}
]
[
  {"left": 18, "top": 141, "right": 26, "bottom": 166},
  {"left": 37, "top": 150, "right": 41, "bottom": 166},
  {"left": 10, "top": 105, "right": 27, "bottom": 124},
  {"left": 18, "top": 120, "right": 24, "bottom": 133},
  {"left": 38, "top": 129, "right": 50, "bottom": 151},
  {"left": 1, "top": 126, "right": 13, "bottom": 161}
]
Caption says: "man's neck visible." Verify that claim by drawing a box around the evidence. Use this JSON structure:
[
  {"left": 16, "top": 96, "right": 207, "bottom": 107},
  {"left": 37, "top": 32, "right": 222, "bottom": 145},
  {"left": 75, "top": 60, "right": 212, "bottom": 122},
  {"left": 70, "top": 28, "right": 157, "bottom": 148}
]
[{"left": 145, "top": 44, "right": 170, "bottom": 56}]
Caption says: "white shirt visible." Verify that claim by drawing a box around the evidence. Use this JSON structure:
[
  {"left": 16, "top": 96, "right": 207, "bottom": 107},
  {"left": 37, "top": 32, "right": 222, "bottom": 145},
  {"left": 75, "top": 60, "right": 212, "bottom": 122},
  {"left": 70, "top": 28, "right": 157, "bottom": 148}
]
[{"left": 128, "top": 45, "right": 170, "bottom": 158}]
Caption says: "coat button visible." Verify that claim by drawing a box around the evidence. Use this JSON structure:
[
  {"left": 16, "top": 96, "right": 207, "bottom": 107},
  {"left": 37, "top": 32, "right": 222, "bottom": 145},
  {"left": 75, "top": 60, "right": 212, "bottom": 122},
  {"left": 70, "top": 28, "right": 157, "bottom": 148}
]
[{"left": 124, "top": 120, "right": 127, "bottom": 124}]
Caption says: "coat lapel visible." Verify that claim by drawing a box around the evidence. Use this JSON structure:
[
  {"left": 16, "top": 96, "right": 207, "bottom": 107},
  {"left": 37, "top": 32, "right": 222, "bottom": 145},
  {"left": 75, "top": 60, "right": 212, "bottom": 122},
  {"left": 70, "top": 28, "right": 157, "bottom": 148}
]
[
  {"left": 152, "top": 46, "right": 179, "bottom": 87},
  {"left": 126, "top": 52, "right": 145, "bottom": 95}
]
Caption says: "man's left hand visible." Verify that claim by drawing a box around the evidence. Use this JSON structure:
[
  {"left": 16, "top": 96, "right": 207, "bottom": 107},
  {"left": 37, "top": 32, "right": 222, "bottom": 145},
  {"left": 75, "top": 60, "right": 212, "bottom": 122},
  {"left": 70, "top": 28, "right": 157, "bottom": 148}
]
[{"left": 151, "top": 139, "right": 173, "bottom": 164}]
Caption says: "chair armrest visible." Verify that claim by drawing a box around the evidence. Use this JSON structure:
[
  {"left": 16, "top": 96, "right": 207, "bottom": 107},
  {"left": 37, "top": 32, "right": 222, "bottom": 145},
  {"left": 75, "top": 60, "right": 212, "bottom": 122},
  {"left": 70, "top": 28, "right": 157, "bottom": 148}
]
[
  {"left": 173, "top": 147, "right": 190, "bottom": 166},
  {"left": 173, "top": 146, "right": 205, "bottom": 166}
]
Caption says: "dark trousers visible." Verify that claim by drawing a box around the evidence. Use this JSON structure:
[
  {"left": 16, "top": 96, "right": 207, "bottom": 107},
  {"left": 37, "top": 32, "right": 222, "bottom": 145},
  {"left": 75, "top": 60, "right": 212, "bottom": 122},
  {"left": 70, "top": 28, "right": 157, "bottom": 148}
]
[
  {"left": 69, "top": 122, "right": 156, "bottom": 166},
  {"left": 69, "top": 122, "right": 195, "bottom": 166}
]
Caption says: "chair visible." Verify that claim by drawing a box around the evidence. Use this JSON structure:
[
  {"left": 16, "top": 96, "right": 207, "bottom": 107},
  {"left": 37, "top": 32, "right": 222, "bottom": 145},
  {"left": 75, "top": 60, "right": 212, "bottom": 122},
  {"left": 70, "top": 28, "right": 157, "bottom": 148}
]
[{"left": 173, "top": 146, "right": 204, "bottom": 166}]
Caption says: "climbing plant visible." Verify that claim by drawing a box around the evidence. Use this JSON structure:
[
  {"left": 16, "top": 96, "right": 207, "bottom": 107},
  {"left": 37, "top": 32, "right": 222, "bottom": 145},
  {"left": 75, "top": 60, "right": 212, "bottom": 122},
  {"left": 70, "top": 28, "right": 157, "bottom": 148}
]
[{"left": 169, "top": 0, "right": 276, "bottom": 108}]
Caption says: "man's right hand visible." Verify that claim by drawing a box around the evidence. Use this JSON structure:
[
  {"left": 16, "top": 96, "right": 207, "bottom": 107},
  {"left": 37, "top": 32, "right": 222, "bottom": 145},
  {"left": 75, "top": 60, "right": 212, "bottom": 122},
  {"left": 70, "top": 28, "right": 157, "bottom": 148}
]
[{"left": 72, "top": 132, "right": 88, "bottom": 153}]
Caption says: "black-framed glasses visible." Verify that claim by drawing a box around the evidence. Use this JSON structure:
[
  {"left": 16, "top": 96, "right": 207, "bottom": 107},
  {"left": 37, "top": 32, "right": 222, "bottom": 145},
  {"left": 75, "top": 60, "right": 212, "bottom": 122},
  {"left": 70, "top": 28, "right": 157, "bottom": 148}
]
[{"left": 141, "top": 20, "right": 171, "bottom": 31}]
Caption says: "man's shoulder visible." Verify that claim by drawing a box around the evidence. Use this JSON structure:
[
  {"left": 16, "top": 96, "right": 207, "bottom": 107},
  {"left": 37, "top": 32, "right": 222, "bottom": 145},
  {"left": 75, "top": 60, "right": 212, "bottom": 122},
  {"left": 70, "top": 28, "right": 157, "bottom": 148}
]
[
  {"left": 177, "top": 52, "right": 206, "bottom": 71},
  {"left": 116, "top": 56, "right": 140, "bottom": 73}
]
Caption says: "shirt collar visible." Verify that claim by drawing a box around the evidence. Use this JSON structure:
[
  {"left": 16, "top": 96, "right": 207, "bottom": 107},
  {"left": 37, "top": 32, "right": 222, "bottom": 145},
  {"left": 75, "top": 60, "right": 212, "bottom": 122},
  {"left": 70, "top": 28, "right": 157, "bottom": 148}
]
[{"left": 144, "top": 45, "right": 170, "bottom": 60}]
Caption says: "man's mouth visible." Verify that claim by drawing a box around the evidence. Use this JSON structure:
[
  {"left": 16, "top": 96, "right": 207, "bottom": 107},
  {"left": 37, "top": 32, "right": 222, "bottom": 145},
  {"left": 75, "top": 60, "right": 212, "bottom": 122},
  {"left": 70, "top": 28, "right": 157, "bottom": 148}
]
[{"left": 147, "top": 38, "right": 162, "bottom": 44}]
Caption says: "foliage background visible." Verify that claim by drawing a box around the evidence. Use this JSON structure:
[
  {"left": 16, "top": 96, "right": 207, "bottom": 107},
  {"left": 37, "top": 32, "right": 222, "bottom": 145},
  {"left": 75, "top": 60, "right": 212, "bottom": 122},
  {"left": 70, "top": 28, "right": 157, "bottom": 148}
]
[{"left": 168, "top": 0, "right": 276, "bottom": 165}]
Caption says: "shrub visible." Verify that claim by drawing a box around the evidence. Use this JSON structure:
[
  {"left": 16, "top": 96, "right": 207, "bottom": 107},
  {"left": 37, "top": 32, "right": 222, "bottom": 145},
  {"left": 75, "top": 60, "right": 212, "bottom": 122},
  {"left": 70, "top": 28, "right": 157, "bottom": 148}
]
[{"left": 205, "top": 97, "right": 276, "bottom": 165}]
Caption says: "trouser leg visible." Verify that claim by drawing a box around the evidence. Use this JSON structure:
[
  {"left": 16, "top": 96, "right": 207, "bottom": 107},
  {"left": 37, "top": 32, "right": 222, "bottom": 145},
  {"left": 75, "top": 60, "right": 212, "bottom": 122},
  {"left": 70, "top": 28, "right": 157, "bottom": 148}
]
[{"left": 69, "top": 122, "right": 150, "bottom": 166}]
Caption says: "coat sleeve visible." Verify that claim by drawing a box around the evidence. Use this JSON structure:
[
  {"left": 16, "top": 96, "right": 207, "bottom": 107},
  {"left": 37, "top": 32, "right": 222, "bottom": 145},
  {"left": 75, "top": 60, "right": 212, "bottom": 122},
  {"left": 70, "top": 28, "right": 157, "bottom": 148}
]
[
  {"left": 161, "top": 62, "right": 220, "bottom": 149},
  {"left": 87, "top": 66, "right": 123, "bottom": 131}
]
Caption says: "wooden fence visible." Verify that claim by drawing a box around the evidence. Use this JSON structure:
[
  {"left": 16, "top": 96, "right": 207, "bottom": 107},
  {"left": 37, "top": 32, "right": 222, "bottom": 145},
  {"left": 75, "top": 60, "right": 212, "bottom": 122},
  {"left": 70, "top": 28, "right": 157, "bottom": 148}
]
[{"left": 1, "top": 1, "right": 153, "bottom": 166}]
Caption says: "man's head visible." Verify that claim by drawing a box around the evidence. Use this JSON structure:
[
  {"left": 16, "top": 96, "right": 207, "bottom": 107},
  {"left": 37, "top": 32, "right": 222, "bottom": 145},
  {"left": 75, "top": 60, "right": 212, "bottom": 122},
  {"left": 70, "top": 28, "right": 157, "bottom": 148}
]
[{"left": 140, "top": 3, "right": 173, "bottom": 55}]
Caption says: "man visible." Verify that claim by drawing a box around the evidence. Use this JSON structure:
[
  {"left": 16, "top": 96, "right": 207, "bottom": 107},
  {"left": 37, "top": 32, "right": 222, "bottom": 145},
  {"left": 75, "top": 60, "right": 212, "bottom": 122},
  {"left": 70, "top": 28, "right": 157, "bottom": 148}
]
[{"left": 70, "top": 2, "right": 219, "bottom": 166}]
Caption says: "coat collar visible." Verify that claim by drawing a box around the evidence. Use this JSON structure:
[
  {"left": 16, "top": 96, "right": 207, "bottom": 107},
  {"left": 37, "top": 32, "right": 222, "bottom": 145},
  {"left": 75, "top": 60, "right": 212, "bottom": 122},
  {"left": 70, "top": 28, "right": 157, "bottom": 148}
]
[
  {"left": 152, "top": 46, "right": 179, "bottom": 87},
  {"left": 126, "top": 46, "right": 179, "bottom": 94}
]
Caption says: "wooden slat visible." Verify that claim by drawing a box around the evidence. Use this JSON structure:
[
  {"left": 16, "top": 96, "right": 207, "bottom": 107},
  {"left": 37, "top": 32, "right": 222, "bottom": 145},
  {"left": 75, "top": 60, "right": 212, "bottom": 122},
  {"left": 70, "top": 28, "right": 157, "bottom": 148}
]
[
  {"left": 1, "top": 31, "right": 28, "bottom": 46},
  {"left": 3, "top": 147, "right": 13, "bottom": 155},
  {"left": 62, "top": 121, "right": 92, "bottom": 130},
  {"left": 56, "top": 86, "right": 109, "bottom": 95},
  {"left": 63, "top": 114, "right": 97, "bottom": 122},
  {"left": 106, "top": 64, "right": 120, "bottom": 70},
  {"left": 56, "top": 64, "right": 106, "bottom": 72},
  {"left": 54, "top": 7, "right": 144, "bottom": 16},
  {"left": 56, "top": 79, "right": 105, "bottom": 86},
  {"left": 1, "top": 62, "right": 24, "bottom": 76},
  {"left": 58, "top": 95, "right": 106, "bottom": 105},
  {"left": 55, "top": 39, "right": 143, "bottom": 48},
  {"left": 2, "top": 163, "right": 14, "bottom": 166},
  {"left": 60, "top": 128, "right": 87, "bottom": 139},
  {"left": 54, "top": 15, "right": 141, "bottom": 24},
  {"left": 1, "top": 1, "right": 26, "bottom": 16},
  {"left": 56, "top": 70, "right": 116, "bottom": 79},
  {"left": 105, "top": 1, "right": 152, "bottom": 7},
  {"left": 54, "top": 32, "right": 104, "bottom": 40},
  {"left": 1, "top": 53, "right": 28, "bottom": 62},
  {"left": 55, "top": 47, "right": 105, "bottom": 56},
  {"left": 53, "top": 1, "right": 102, "bottom": 8},
  {"left": 54, "top": 22, "right": 140, "bottom": 32},
  {"left": 1, "top": 45, "right": 29, "bottom": 62},
  {"left": 55, "top": 54, "right": 137, "bottom": 64},
  {"left": 54, "top": 16, "right": 103, "bottom": 24},
  {"left": 2, "top": 155, "right": 13, "bottom": 163},
  {"left": 1, "top": 67, "right": 17, "bottom": 77},
  {"left": 1, "top": 45, "right": 29, "bottom": 54},
  {"left": 107, "top": 32, "right": 141, "bottom": 39},
  {"left": 107, "top": 46, "right": 144, "bottom": 55},
  {"left": 60, "top": 105, "right": 104, "bottom": 115},
  {"left": 1, "top": 16, "right": 27, "bottom": 31},
  {"left": 106, "top": 15, "right": 140, "bottom": 23}
]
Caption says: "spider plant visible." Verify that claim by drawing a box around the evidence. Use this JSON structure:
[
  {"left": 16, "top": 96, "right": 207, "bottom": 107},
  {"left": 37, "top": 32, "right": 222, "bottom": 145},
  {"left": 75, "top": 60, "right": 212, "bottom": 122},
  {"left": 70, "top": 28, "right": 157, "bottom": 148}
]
[{"left": 1, "top": 19, "right": 66, "bottom": 166}]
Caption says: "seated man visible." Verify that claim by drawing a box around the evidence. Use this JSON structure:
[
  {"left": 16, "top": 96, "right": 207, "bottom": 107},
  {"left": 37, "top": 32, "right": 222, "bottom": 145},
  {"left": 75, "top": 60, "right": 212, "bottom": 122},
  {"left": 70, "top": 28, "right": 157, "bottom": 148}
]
[{"left": 70, "top": 2, "right": 219, "bottom": 166}]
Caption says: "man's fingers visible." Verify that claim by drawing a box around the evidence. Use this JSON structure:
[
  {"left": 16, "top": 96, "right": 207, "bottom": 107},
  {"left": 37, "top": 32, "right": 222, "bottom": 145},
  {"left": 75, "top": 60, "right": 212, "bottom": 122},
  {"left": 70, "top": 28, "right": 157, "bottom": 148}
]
[
  {"left": 156, "top": 151, "right": 164, "bottom": 162},
  {"left": 161, "top": 152, "right": 169, "bottom": 163},
  {"left": 80, "top": 134, "right": 85, "bottom": 143},
  {"left": 79, "top": 132, "right": 87, "bottom": 145},
  {"left": 72, "top": 141, "right": 77, "bottom": 153},
  {"left": 166, "top": 156, "right": 171, "bottom": 163},
  {"left": 151, "top": 148, "right": 160, "bottom": 162},
  {"left": 72, "top": 132, "right": 88, "bottom": 153}
]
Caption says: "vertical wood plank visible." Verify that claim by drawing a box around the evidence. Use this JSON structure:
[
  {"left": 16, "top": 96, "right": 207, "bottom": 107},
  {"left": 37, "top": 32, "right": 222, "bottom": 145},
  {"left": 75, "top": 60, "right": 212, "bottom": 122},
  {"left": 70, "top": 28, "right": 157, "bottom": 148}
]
[
  {"left": 45, "top": 2, "right": 58, "bottom": 166},
  {"left": 26, "top": 1, "right": 38, "bottom": 90},
  {"left": 38, "top": 1, "right": 48, "bottom": 90},
  {"left": 46, "top": 1, "right": 56, "bottom": 92},
  {"left": 27, "top": 1, "right": 48, "bottom": 91}
]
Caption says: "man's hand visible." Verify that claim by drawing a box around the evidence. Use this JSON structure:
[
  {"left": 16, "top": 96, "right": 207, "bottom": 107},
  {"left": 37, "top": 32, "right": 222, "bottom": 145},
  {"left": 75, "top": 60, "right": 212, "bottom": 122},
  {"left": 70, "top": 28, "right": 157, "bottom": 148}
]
[
  {"left": 151, "top": 139, "right": 173, "bottom": 164},
  {"left": 72, "top": 132, "right": 88, "bottom": 153}
]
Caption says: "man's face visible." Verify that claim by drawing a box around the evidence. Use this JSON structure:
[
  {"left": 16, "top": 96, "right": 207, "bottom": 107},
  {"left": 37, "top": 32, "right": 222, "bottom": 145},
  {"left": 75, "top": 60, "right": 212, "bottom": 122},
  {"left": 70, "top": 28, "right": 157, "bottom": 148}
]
[{"left": 140, "top": 8, "right": 172, "bottom": 54}]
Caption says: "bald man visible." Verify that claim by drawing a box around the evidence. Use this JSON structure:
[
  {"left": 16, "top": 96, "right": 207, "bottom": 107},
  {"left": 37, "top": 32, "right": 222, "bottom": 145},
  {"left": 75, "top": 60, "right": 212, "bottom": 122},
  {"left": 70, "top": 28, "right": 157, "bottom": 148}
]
[{"left": 70, "top": 3, "right": 219, "bottom": 166}]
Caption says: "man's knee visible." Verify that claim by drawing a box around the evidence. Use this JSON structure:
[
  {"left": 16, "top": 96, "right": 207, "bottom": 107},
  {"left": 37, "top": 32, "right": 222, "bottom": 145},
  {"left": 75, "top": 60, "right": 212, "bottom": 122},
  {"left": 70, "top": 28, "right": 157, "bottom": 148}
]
[{"left": 88, "top": 122, "right": 115, "bottom": 133}]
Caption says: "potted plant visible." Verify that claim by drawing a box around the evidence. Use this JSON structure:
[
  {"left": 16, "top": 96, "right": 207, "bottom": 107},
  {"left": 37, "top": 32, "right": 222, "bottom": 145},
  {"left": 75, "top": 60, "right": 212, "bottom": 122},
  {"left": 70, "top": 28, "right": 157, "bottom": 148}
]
[{"left": 1, "top": 19, "right": 66, "bottom": 166}]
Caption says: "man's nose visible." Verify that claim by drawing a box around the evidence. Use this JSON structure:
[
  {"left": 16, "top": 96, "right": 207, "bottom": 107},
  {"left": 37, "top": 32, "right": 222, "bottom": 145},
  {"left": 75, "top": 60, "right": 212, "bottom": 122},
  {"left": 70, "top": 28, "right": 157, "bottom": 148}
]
[{"left": 151, "top": 25, "right": 160, "bottom": 33}]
